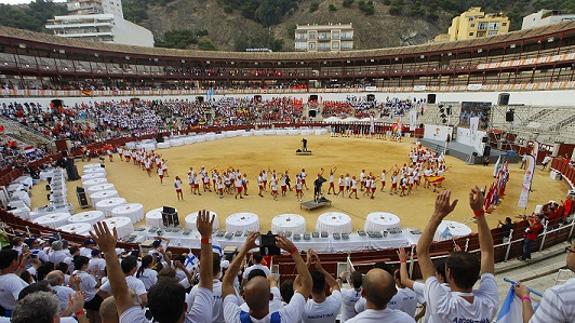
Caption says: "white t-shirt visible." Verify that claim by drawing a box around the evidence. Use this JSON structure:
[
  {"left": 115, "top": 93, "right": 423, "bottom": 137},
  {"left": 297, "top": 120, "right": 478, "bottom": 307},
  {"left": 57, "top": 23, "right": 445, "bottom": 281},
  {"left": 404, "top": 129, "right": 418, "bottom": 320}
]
[
  {"left": 302, "top": 290, "right": 342, "bottom": 323},
  {"left": 187, "top": 280, "right": 224, "bottom": 323},
  {"left": 242, "top": 264, "right": 271, "bottom": 280},
  {"left": 239, "top": 286, "right": 283, "bottom": 313},
  {"left": 224, "top": 292, "right": 306, "bottom": 323},
  {"left": 75, "top": 270, "right": 97, "bottom": 302},
  {"left": 387, "top": 287, "right": 417, "bottom": 317},
  {"left": 0, "top": 316, "right": 77, "bottom": 322},
  {"left": 52, "top": 284, "right": 76, "bottom": 311},
  {"left": 424, "top": 274, "right": 499, "bottom": 323},
  {"left": 137, "top": 268, "right": 158, "bottom": 291},
  {"left": 0, "top": 274, "right": 28, "bottom": 310},
  {"left": 100, "top": 276, "right": 147, "bottom": 298},
  {"left": 88, "top": 257, "right": 106, "bottom": 273},
  {"left": 119, "top": 287, "right": 213, "bottom": 323},
  {"left": 340, "top": 287, "right": 361, "bottom": 321},
  {"left": 346, "top": 308, "right": 415, "bottom": 323}
]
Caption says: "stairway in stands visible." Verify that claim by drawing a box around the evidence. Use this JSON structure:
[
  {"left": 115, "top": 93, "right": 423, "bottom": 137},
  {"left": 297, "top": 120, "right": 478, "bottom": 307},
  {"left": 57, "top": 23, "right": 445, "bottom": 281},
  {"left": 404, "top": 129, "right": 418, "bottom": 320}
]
[{"left": 0, "top": 116, "right": 54, "bottom": 149}]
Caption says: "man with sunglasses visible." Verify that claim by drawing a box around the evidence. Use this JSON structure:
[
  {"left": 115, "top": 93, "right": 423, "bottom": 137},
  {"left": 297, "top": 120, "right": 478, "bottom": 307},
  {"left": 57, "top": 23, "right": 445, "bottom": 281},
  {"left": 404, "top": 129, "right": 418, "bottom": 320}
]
[{"left": 514, "top": 239, "right": 575, "bottom": 322}]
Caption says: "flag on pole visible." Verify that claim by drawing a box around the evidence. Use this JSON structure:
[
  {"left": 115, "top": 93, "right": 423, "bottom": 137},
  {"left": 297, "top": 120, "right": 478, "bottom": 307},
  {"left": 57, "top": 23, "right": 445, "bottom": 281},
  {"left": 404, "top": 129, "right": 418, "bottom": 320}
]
[
  {"left": 493, "top": 155, "right": 502, "bottom": 177},
  {"left": 496, "top": 286, "right": 523, "bottom": 323}
]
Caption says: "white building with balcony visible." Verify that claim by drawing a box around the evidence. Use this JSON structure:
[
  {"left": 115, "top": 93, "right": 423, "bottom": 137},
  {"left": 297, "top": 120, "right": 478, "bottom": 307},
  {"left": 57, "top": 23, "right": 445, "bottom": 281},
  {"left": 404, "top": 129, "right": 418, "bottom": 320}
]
[
  {"left": 522, "top": 10, "right": 575, "bottom": 30},
  {"left": 294, "top": 23, "right": 354, "bottom": 52},
  {"left": 46, "top": 0, "right": 154, "bottom": 47}
]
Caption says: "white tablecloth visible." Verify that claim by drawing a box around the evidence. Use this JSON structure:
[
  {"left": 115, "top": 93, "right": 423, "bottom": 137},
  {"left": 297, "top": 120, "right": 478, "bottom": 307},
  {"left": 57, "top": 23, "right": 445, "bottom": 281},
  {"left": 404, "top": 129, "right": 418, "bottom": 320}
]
[
  {"left": 89, "top": 190, "right": 119, "bottom": 204},
  {"left": 57, "top": 223, "right": 92, "bottom": 236},
  {"left": 86, "top": 183, "right": 115, "bottom": 194},
  {"left": 7, "top": 184, "right": 24, "bottom": 193},
  {"left": 68, "top": 210, "right": 105, "bottom": 225},
  {"left": 83, "top": 163, "right": 102, "bottom": 169},
  {"left": 39, "top": 170, "right": 54, "bottom": 181},
  {"left": 157, "top": 142, "right": 171, "bottom": 149},
  {"left": 271, "top": 214, "right": 306, "bottom": 235},
  {"left": 33, "top": 212, "right": 71, "bottom": 229},
  {"left": 81, "top": 173, "right": 106, "bottom": 182},
  {"left": 434, "top": 220, "right": 473, "bottom": 241},
  {"left": 103, "top": 216, "right": 134, "bottom": 238},
  {"left": 15, "top": 176, "right": 33, "bottom": 188},
  {"left": 364, "top": 212, "right": 401, "bottom": 232},
  {"left": 145, "top": 208, "right": 164, "bottom": 227},
  {"left": 316, "top": 212, "right": 352, "bottom": 234},
  {"left": 10, "top": 206, "right": 30, "bottom": 220},
  {"left": 95, "top": 197, "right": 127, "bottom": 216},
  {"left": 185, "top": 211, "right": 219, "bottom": 231},
  {"left": 111, "top": 203, "right": 144, "bottom": 223},
  {"left": 83, "top": 167, "right": 106, "bottom": 175},
  {"left": 82, "top": 178, "right": 108, "bottom": 189},
  {"left": 11, "top": 191, "right": 31, "bottom": 206},
  {"left": 225, "top": 212, "right": 260, "bottom": 233}
]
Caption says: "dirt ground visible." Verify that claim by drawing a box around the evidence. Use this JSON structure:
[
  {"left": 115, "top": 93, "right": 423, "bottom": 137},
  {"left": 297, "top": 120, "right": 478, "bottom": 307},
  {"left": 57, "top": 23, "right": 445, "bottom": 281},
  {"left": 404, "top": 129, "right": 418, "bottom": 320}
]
[{"left": 32, "top": 135, "right": 568, "bottom": 232}]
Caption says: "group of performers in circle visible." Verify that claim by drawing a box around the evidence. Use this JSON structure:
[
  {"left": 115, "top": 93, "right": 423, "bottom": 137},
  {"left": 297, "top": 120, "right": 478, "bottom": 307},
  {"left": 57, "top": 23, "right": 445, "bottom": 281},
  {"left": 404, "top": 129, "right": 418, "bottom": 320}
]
[{"left": 114, "top": 141, "right": 447, "bottom": 202}]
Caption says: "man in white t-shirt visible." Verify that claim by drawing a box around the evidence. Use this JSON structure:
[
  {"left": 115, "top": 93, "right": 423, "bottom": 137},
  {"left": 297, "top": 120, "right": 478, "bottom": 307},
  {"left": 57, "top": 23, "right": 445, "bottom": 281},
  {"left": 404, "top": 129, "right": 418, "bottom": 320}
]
[
  {"left": 187, "top": 254, "right": 225, "bottom": 323},
  {"left": 388, "top": 270, "right": 417, "bottom": 317},
  {"left": 339, "top": 271, "right": 363, "bottom": 322},
  {"left": 90, "top": 210, "right": 215, "bottom": 323},
  {"left": 416, "top": 188, "right": 498, "bottom": 323},
  {"left": 242, "top": 252, "right": 271, "bottom": 281},
  {"left": 222, "top": 233, "right": 312, "bottom": 322},
  {"left": 302, "top": 250, "right": 341, "bottom": 323},
  {"left": 0, "top": 249, "right": 28, "bottom": 314},
  {"left": 46, "top": 270, "right": 77, "bottom": 312},
  {"left": 346, "top": 268, "right": 415, "bottom": 323},
  {"left": 88, "top": 249, "right": 106, "bottom": 277}
]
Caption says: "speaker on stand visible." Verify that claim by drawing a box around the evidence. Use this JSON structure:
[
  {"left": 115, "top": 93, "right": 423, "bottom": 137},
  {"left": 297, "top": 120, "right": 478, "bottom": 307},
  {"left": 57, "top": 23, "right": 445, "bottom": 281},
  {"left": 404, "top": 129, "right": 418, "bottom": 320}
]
[
  {"left": 506, "top": 109, "right": 515, "bottom": 122},
  {"left": 427, "top": 94, "right": 437, "bottom": 104}
]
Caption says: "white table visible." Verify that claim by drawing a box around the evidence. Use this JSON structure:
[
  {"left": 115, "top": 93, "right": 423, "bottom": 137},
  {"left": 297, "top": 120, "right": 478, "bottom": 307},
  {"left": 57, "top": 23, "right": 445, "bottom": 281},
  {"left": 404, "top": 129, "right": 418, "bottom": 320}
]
[
  {"left": 185, "top": 211, "right": 219, "bottom": 231},
  {"left": 89, "top": 190, "right": 119, "bottom": 204},
  {"left": 11, "top": 191, "right": 31, "bottom": 206},
  {"left": 434, "top": 220, "right": 473, "bottom": 241},
  {"left": 225, "top": 212, "right": 260, "bottom": 233},
  {"left": 83, "top": 167, "right": 106, "bottom": 175},
  {"left": 33, "top": 212, "right": 71, "bottom": 229},
  {"left": 364, "top": 212, "right": 401, "bottom": 232},
  {"left": 57, "top": 223, "right": 92, "bottom": 236},
  {"left": 83, "top": 163, "right": 102, "bottom": 169},
  {"left": 103, "top": 216, "right": 134, "bottom": 238},
  {"left": 83, "top": 178, "right": 108, "bottom": 189},
  {"left": 157, "top": 142, "right": 171, "bottom": 149},
  {"left": 39, "top": 170, "right": 54, "bottom": 181},
  {"left": 316, "top": 212, "right": 353, "bottom": 234},
  {"left": 7, "top": 184, "right": 24, "bottom": 193},
  {"left": 95, "top": 197, "right": 127, "bottom": 217},
  {"left": 15, "top": 176, "right": 33, "bottom": 188},
  {"left": 68, "top": 210, "right": 105, "bottom": 225},
  {"left": 10, "top": 206, "right": 30, "bottom": 220},
  {"left": 111, "top": 203, "right": 144, "bottom": 223},
  {"left": 81, "top": 173, "right": 106, "bottom": 182},
  {"left": 86, "top": 183, "right": 115, "bottom": 194},
  {"left": 145, "top": 208, "right": 164, "bottom": 227},
  {"left": 271, "top": 214, "right": 306, "bottom": 235}
]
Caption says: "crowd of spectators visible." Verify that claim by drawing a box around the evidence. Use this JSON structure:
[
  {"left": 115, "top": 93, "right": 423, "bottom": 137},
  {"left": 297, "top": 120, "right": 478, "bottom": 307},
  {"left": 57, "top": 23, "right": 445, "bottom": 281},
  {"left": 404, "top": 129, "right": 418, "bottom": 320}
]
[{"left": 0, "top": 190, "right": 573, "bottom": 323}]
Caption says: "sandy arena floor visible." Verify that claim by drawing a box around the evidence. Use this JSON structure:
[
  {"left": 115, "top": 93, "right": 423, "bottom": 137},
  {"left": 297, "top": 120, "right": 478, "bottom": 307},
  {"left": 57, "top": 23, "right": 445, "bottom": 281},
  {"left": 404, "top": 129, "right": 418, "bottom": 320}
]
[{"left": 32, "top": 136, "right": 567, "bottom": 232}]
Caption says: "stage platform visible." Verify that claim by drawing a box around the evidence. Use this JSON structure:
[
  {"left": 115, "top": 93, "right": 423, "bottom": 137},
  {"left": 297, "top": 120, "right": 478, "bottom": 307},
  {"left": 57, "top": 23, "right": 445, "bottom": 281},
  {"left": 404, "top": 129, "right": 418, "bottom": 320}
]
[
  {"left": 300, "top": 198, "right": 332, "bottom": 210},
  {"left": 296, "top": 151, "right": 312, "bottom": 156},
  {"left": 420, "top": 139, "right": 519, "bottom": 164}
]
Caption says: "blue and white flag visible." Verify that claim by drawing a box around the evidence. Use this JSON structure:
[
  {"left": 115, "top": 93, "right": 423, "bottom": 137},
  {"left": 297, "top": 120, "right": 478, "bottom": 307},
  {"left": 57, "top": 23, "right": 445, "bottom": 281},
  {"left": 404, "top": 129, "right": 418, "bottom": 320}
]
[
  {"left": 212, "top": 243, "right": 223, "bottom": 257},
  {"left": 184, "top": 253, "right": 199, "bottom": 271},
  {"left": 496, "top": 286, "right": 522, "bottom": 323},
  {"left": 439, "top": 226, "right": 453, "bottom": 240}
]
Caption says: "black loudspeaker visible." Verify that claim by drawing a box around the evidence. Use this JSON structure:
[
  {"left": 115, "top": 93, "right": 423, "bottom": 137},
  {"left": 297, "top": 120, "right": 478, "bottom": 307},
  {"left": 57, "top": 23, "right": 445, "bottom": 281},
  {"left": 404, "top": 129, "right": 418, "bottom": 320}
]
[
  {"left": 483, "top": 145, "right": 491, "bottom": 157},
  {"left": 51, "top": 99, "right": 64, "bottom": 109},
  {"left": 367, "top": 94, "right": 375, "bottom": 102},
  {"left": 498, "top": 93, "right": 510, "bottom": 106},
  {"left": 161, "top": 206, "right": 178, "bottom": 227},
  {"left": 254, "top": 95, "right": 262, "bottom": 103},
  {"left": 196, "top": 96, "right": 204, "bottom": 103},
  {"left": 427, "top": 94, "right": 437, "bottom": 104},
  {"left": 309, "top": 110, "right": 317, "bottom": 118},
  {"left": 446, "top": 105, "right": 452, "bottom": 116},
  {"left": 482, "top": 136, "right": 488, "bottom": 143},
  {"left": 506, "top": 109, "right": 514, "bottom": 122},
  {"left": 308, "top": 95, "right": 318, "bottom": 102},
  {"left": 156, "top": 133, "right": 164, "bottom": 143}
]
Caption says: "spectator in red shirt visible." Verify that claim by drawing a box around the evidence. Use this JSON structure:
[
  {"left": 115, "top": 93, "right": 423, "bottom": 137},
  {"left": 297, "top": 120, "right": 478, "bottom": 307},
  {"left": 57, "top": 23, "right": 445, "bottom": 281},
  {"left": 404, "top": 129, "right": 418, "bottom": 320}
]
[
  {"left": 564, "top": 196, "right": 574, "bottom": 222},
  {"left": 520, "top": 215, "right": 543, "bottom": 261}
]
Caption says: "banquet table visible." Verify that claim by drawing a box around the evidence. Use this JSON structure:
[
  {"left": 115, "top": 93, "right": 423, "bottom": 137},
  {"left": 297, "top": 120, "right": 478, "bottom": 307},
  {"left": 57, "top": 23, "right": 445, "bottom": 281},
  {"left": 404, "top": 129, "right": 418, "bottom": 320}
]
[
  {"left": 15, "top": 176, "right": 33, "bottom": 188},
  {"left": 89, "top": 190, "right": 119, "bottom": 204},
  {"left": 271, "top": 214, "right": 306, "bottom": 235},
  {"left": 10, "top": 206, "right": 30, "bottom": 220},
  {"left": 11, "top": 191, "right": 31, "bottom": 206},
  {"left": 434, "top": 220, "right": 472, "bottom": 241},
  {"left": 82, "top": 178, "right": 108, "bottom": 189},
  {"left": 81, "top": 173, "right": 106, "bottom": 182},
  {"left": 145, "top": 208, "right": 164, "bottom": 227},
  {"left": 39, "top": 170, "right": 54, "bottom": 181},
  {"left": 7, "top": 184, "right": 24, "bottom": 193},
  {"left": 111, "top": 203, "right": 144, "bottom": 223},
  {"left": 83, "top": 167, "right": 106, "bottom": 175},
  {"left": 33, "top": 212, "right": 71, "bottom": 229},
  {"left": 316, "top": 212, "right": 353, "bottom": 234},
  {"left": 103, "top": 216, "right": 134, "bottom": 238},
  {"left": 83, "top": 163, "right": 102, "bottom": 169},
  {"left": 364, "top": 212, "right": 401, "bottom": 232},
  {"left": 57, "top": 223, "right": 92, "bottom": 236},
  {"left": 86, "top": 183, "right": 116, "bottom": 194},
  {"left": 95, "top": 197, "right": 127, "bottom": 216},
  {"left": 68, "top": 210, "right": 105, "bottom": 225},
  {"left": 185, "top": 211, "right": 219, "bottom": 231},
  {"left": 225, "top": 212, "right": 260, "bottom": 233}
]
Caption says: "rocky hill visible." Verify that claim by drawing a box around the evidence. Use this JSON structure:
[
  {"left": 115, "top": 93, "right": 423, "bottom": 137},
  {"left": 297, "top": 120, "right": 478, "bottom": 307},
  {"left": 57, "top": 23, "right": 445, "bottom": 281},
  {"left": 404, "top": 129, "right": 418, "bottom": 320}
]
[{"left": 1, "top": 0, "right": 575, "bottom": 51}]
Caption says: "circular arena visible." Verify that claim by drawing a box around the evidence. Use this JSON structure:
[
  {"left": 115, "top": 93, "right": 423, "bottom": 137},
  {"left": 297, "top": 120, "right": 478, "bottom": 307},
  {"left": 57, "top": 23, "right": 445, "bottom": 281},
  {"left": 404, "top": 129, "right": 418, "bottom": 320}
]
[{"left": 1, "top": 13, "right": 575, "bottom": 323}]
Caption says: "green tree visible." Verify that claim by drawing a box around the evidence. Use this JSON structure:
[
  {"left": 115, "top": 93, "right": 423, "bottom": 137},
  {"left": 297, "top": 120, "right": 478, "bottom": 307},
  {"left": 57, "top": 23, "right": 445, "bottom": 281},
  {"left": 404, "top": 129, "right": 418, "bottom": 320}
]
[
  {"left": 343, "top": 0, "right": 355, "bottom": 8},
  {"left": 156, "top": 30, "right": 198, "bottom": 49},
  {"left": 329, "top": 4, "right": 338, "bottom": 11},
  {"left": 310, "top": 1, "right": 320, "bottom": 12}
]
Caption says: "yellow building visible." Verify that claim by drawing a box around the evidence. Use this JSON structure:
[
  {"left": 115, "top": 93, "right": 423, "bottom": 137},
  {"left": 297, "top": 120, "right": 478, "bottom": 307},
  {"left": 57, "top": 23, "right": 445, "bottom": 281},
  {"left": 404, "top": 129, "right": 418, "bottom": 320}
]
[{"left": 446, "top": 7, "right": 510, "bottom": 41}]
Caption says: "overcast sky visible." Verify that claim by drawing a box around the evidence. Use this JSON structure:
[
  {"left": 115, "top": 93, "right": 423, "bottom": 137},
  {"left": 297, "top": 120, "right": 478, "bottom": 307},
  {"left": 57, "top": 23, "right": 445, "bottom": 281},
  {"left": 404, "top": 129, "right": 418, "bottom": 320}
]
[{"left": 0, "top": 0, "right": 66, "bottom": 4}]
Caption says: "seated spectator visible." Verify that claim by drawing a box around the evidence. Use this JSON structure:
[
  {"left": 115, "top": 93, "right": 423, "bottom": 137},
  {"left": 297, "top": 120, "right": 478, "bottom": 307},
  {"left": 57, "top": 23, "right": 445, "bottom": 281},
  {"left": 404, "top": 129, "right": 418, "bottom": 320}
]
[
  {"left": 515, "top": 239, "right": 575, "bottom": 323},
  {"left": 416, "top": 187, "right": 498, "bottom": 323},
  {"left": 98, "top": 255, "right": 147, "bottom": 306}
]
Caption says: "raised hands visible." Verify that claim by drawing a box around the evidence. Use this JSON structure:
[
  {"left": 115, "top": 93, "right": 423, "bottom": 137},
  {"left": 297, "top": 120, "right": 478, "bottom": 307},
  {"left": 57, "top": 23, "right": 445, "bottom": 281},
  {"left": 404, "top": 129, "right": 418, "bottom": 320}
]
[
  {"left": 276, "top": 234, "right": 297, "bottom": 254},
  {"left": 90, "top": 222, "right": 118, "bottom": 253},
  {"left": 196, "top": 210, "right": 214, "bottom": 238},
  {"left": 244, "top": 232, "right": 259, "bottom": 251},
  {"left": 433, "top": 190, "right": 458, "bottom": 220},
  {"left": 397, "top": 247, "right": 408, "bottom": 262},
  {"left": 469, "top": 186, "right": 484, "bottom": 212}
]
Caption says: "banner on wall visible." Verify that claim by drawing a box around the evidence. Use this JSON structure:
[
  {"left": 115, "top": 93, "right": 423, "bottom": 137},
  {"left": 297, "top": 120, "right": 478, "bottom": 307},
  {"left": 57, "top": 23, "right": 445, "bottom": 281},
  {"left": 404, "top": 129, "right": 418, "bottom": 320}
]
[
  {"left": 424, "top": 124, "right": 452, "bottom": 141},
  {"left": 409, "top": 109, "right": 417, "bottom": 131}
]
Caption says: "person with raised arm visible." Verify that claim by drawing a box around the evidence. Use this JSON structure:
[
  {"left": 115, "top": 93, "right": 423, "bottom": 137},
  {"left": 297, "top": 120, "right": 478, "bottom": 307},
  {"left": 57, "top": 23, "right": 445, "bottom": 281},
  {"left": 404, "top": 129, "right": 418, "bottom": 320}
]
[
  {"left": 416, "top": 187, "right": 498, "bottom": 323},
  {"left": 222, "top": 233, "right": 312, "bottom": 322},
  {"left": 89, "top": 209, "right": 214, "bottom": 323}
]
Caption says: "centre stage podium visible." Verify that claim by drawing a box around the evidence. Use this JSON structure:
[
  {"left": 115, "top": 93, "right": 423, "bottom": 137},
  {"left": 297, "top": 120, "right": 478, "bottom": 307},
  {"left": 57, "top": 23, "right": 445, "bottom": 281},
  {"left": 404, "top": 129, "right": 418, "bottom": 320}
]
[
  {"left": 300, "top": 197, "right": 332, "bottom": 210},
  {"left": 296, "top": 149, "right": 312, "bottom": 156}
]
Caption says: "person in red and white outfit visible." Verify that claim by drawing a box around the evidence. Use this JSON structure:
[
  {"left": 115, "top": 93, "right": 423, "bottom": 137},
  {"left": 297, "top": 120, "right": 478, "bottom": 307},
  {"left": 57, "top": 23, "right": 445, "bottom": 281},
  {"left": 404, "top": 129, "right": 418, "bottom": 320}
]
[{"left": 174, "top": 176, "right": 183, "bottom": 200}]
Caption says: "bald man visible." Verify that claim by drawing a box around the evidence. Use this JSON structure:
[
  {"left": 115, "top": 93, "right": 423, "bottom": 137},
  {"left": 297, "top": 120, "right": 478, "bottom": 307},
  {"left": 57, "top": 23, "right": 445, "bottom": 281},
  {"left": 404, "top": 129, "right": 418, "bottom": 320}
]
[
  {"left": 100, "top": 296, "right": 119, "bottom": 323},
  {"left": 46, "top": 270, "right": 76, "bottom": 312},
  {"left": 346, "top": 269, "right": 415, "bottom": 323}
]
